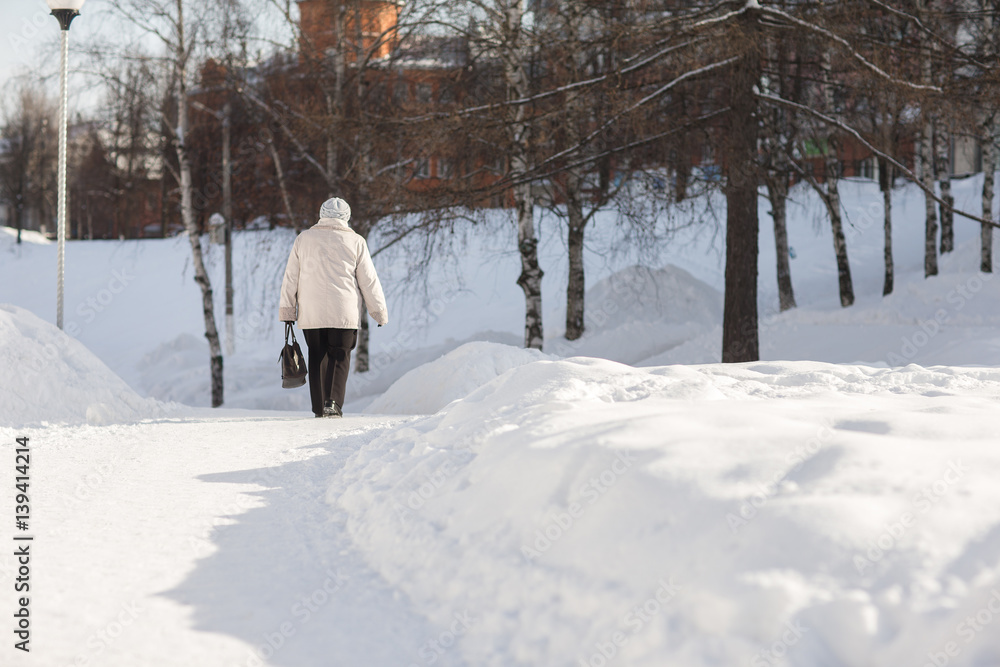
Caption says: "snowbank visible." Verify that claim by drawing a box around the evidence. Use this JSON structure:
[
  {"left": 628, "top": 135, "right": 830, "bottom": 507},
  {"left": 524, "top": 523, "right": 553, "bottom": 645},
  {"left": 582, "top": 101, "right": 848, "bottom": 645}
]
[
  {"left": 330, "top": 357, "right": 1000, "bottom": 666},
  {"left": 0, "top": 304, "right": 164, "bottom": 426},
  {"left": 364, "top": 341, "right": 551, "bottom": 415},
  {"left": 584, "top": 264, "right": 722, "bottom": 333},
  {"left": 552, "top": 264, "right": 723, "bottom": 365}
]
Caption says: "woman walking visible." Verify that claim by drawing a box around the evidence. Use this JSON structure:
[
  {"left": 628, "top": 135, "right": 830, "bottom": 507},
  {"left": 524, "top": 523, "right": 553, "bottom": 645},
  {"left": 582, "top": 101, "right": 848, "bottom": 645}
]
[{"left": 279, "top": 197, "right": 389, "bottom": 417}]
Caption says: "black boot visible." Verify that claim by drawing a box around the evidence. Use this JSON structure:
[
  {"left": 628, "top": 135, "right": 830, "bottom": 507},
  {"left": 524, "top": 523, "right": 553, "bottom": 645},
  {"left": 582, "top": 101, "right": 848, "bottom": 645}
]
[{"left": 323, "top": 400, "right": 343, "bottom": 418}]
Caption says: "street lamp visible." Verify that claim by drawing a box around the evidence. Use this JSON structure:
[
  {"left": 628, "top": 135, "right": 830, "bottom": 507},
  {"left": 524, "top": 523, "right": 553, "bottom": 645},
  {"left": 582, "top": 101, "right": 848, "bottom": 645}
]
[{"left": 46, "top": 0, "right": 86, "bottom": 330}]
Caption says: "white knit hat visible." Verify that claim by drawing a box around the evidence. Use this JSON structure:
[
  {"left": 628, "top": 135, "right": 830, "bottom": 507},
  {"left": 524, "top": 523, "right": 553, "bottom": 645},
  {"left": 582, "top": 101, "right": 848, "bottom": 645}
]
[{"left": 320, "top": 197, "right": 351, "bottom": 222}]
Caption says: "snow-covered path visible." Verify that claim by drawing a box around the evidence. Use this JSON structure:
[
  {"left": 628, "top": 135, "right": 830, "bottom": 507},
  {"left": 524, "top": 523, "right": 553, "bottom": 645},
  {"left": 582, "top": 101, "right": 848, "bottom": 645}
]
[{"left": 1, "top": 413, "right": 459, "bottom": 667}]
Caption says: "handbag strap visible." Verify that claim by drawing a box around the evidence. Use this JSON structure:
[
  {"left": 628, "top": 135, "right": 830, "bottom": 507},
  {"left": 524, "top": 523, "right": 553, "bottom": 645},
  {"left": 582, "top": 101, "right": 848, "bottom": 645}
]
[{"left": 284, "top": 322, "right": 299, "bottom": 347}]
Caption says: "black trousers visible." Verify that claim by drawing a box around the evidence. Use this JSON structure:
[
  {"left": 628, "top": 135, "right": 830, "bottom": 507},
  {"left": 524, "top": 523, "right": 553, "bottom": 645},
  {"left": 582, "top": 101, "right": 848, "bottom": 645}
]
[{"left": 303, "top": 328, "right": 358, "bottom": 416}]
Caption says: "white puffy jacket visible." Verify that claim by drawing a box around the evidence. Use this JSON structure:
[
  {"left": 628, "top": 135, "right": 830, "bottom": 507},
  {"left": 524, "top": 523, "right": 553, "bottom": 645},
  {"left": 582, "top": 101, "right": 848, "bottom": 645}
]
[{"left": 279, "top": 218, "right": 389, "bottom": 329}]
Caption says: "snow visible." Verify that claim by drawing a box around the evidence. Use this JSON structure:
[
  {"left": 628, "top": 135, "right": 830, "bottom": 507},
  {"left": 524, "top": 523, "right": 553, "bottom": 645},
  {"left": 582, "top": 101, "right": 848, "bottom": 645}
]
[
  {"left": 2, "top": 176, "right": 998, "bottom": 411},
  {"left": 0, "top": 304, "right": 165, "bottom": 427},
  {"left": 365, "top": 341, "right": 551, "bottom": 415},
  {"left": 330, "top": 357, "right": 1000, "bottom": 666},
  {"left": 550, "top": 264, "right": 722, "bottom": 364},
  {"left": 2, "top": 174, "right": 1000, "bottom": 665}
]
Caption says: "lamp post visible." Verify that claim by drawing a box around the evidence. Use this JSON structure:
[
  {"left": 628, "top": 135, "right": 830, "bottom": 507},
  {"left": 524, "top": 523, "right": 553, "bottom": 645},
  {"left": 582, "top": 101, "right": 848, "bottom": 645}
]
[{"left": 47, "top": 0, "right": 86, "bottom": 330}]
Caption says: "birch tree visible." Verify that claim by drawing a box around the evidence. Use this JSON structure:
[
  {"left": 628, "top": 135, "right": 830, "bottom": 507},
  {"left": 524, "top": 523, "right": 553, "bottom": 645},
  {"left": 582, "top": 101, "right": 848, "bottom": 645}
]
[
  {"left": 817, "top": 45, "right": 854, "bottom": 307},
  {"left": 982, "top": 118, "right": 995, "bottom": 272},
  {"left": 107, "top": 0, "right": 227, "bottom": 406},
  {"left": 760, "top": 27, "right": 801, "bottom": 312},
  {"left": 0, "top": 89, "right": 57, "bottom": 244},
  {"left": 537, "top": 0, "right": 622, "bottom": 341},
  {"left": 499, "top": 0, "right": 544, "bottom": 349},
  {"left": 968, "top": 0, "right": 1000, "bottom": 272}
]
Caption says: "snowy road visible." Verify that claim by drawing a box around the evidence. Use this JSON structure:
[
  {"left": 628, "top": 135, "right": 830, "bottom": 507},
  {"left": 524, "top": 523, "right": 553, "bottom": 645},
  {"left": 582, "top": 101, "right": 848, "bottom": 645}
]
[{"left": 1, "top": 413, "right": 457, "bottom": 667}]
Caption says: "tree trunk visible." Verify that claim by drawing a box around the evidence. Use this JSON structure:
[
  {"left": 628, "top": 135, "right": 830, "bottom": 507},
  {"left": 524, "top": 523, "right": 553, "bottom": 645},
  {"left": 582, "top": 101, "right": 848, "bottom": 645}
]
[
  {"left": 565, "top": 172, "right": 586, "bottom": 340},
  {"left": 356, "top": 316, "right": 369, "bottom": 373},
  {"left": 937, "top": 124, "right": 954, "bottom": 254},
  {"left": 766, "top": 174, "right": 795, "bottom": 311},
  {"left": 223, "top": 101, "right": 234, "bottom": 357},
  {"left": 916, "top": 0, "right": 939, "bottom": 278},
  {"left": 159, "top": 149, "right": 169, "bottom": 238},
  {"left": 176, "top": 0, "right": 224, "bottom": 407},
  {"left": 504, "top": 0, "right": 543, "bottom": 351},
  {"left": 921, "top": 121, "right": 939, "bottom": 277},
  {"left": 353, "top": 212, "right": 373, "bottom": 373},
  {"left": 880, "top": 159, "right": 894, "bottom": 295},
  {"left": 820, "top": 48, "right": 853, "bottom": 308},
  {"left": 268, "top": 138, "right": 297, "bottom": 232},
  {"left": 722, "top": 10, "right": 761, "bottom": 363},
  {"left": 824, "top": 156, "right": 854, "bottom": 307},
  {"left": 516, "top": 181, "right": 544, "bottom": 350},
  {"left": 982, "top": 124, "right": 995, "bottom": 273}
]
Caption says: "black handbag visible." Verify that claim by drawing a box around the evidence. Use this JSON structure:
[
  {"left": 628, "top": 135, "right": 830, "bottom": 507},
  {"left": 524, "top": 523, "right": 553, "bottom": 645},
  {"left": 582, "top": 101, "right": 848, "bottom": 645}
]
[{"left": 279, "top": 322, "right": 307, "bottom": 388}]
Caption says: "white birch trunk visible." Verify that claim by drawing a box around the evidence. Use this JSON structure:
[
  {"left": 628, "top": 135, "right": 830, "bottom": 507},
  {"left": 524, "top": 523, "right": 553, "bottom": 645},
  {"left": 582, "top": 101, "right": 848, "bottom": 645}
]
[
  {"left": 882, "top": 161, "right": 894, "bottom": 296},
  {"left": 821, "top": 48, "right": 853, "bottom": 307},
  {"left": 503, "top": 0, "right": 543, "bottom": 350},
  {"left": 982, "top": 119, "right": 995, "bottom": 273},
  {"left": 918, "top": 0, "right": 939, "bottom": 277},
  {"left": 175, "top": 0, "right": 224, "bottom": 406},
  {"left": 921, "top": 122, "right": 939, "bottom": 277},
  {"left": 936, "top": 123, "right": 954, "bottom": 253}
]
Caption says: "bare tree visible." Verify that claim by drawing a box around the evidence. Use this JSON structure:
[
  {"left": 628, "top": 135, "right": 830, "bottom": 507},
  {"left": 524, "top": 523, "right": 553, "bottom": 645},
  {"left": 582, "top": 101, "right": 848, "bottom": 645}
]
[
  {"left": 818, "top": 45, "right": 854, "bottom": 308},
  {"left": 760, "top": 22, "right": 802, "bottom": 312},
  {"left": 968, "top": 1, "right": 1000, "bottom": 273},
  {"left": 534, "top": 0, "right": 624, "bottom": 341},
  {"left": 105, "top": 0, "right": 227, "bottom": 406},
  {"left": 0, "top": 88, "right": 57, "bottom": 243},
  {"left": 244, "top": 0, "right": 445, "bottom": 367}
]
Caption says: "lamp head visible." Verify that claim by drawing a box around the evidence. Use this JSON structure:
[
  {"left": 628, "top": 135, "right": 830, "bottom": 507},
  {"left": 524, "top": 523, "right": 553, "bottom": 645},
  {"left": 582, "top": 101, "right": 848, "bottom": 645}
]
[
  {"left": 46, "top": 0, "right": 86, "bottom": 30},
  {"left": 46, "top": 0, "right": 86, "bottom": 9}
]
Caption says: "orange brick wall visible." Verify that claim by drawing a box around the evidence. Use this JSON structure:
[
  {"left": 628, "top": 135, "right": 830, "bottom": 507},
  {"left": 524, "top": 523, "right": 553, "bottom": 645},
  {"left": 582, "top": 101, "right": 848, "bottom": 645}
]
[{"left": 298, "top": 0, "right": 400, "bottom": 62}]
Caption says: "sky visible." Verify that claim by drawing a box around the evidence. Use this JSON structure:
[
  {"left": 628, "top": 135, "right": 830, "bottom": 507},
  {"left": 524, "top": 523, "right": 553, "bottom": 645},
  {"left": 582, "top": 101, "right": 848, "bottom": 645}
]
[
  {"left": 1, "top": 1, "right": 60, "bottom": 86},
  {"left": 1, "top": 0, "right": 294, "bottom": 116},
  {"left": 0, "top": 0, "right": 109, "bottom": 108}
]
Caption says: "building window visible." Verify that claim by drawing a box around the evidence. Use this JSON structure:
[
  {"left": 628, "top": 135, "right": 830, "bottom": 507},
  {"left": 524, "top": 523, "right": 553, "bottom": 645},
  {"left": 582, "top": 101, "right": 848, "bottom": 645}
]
[
  {"left": 393, "top": 81, "right": 409, "bottom": 104},
  {"left": 439, "top": 83, "right": 455, "bottom": 104},
  {"left": 416, "top": 83, "right": 433, "bottom": 104},
  {"left": 437, "top": 158, "right": 454, "bottom": 179},
  {"left": 414, "top": 158, "right": 430, "bottom": 179},
  {"left": 858, "top": 158, "right": 875, "bottom": 180}
]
